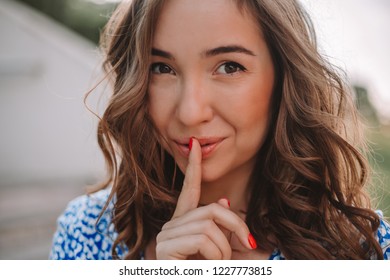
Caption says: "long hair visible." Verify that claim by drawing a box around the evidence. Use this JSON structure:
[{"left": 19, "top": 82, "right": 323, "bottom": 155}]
[{"left": 93, "top": 0, "right": 383, "bottom": 259}]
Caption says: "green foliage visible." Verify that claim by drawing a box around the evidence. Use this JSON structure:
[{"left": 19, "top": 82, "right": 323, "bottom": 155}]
[
  {"left": 15, "top": 0, "right": 117, "bottom": 44},
  {"left": 354, "top": 85, "right": 380, "bottom": 125},
  {"left": 353, "top": 85, "right": 390, "bottom": 217},
  {"left": 367, "top": 125, "right": 390, "bottom": 217}
]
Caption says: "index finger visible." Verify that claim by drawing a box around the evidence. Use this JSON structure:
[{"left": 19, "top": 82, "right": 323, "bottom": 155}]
[{"left": 172, "top": 137, "right": 202, "bottom": 218}]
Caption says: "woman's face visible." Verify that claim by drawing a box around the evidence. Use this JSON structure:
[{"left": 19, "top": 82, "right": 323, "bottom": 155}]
[{"left": 148, "top": 0, "right": 275, "bottom": 184}]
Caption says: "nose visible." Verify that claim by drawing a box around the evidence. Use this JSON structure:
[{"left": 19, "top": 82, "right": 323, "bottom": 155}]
[{"left": 175, "top": 77, "right": 213, "bottom": 126}]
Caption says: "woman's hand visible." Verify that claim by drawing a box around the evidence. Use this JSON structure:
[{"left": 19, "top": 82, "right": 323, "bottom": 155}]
[{"left": 155, "top": 138, "right": 256, "bottom": 260}]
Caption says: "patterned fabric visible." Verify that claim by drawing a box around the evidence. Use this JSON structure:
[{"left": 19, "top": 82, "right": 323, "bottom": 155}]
[
  {"left": 49, "top": 188, "right": 390, "bottom": 260},
  {"left": 49, "top": 189, "right": 120, "bottom": 259}
]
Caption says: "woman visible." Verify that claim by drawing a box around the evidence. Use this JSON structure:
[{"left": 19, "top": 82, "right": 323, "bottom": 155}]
[{"left": 50, "top": 0, "right": 390, "bottom": 260}]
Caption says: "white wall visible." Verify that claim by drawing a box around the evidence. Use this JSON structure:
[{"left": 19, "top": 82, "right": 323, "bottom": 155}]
[
  {"left": 0, "top": 0, "right": 108, "bottom": 185},
  {"left": 0, "top": 0, "right": 112, "bottom": 259},
  {"left": 300, "top": 0, "right": 390, "bottom": 120}
]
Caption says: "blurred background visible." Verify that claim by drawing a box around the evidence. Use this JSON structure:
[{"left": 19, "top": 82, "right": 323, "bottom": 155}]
[{"left": 0, "top": 0, "right": 389, "bottom": 259}]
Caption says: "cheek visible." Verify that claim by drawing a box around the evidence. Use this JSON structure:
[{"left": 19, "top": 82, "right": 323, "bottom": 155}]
[
  {"left": 236, "top": 80, "right": 273, "bottom": 122},
  {"left": 148, "top": 78, "right": 178, "bottom": 122},
  {"left": 148, "top": 100, "right": 161, "bottom": 128},
  {"left": 240, "top": 107, "right": 270, "bottom": 145},
  {"left": 148, "top": 86, "right": 168, "bottom": 130},
  {"left": 233, "top": 81, "right": 273, "bottom": 144},
  {"left": 148, "top": 88, "right": 175, "bottom": 152}
]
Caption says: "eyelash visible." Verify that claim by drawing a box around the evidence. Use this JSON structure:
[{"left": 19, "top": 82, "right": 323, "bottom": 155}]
[
  {"left": 149, "top": 61, "right": 247, "bottom": 75},
  {"left": 150, "top": 63, "right": 175, "bottom": 75},
  {"left": 215, "top": 61, "right": 247, "bottom": 75}
]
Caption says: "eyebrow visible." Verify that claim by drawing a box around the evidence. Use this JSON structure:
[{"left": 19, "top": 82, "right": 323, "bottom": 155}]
[
  {"left": 151, "top": 45, "right": 256, "bottom": 60},
  {"left": 203, "top": 45, "right": 256, "bottom": 57},
  {"left": 151, "top": 48, "right": 174, "bottom": 60}
]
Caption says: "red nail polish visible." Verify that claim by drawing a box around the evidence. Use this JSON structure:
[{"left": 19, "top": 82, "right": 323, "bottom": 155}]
[
  {"left": 222, "top": 197, "right": 230, "bottom": 207},
  {"left": 248, "top": 233, "right": 257, "bottom": 249},
  {"left": 189, "top": 137, "right": 194, "bottom": 151}
]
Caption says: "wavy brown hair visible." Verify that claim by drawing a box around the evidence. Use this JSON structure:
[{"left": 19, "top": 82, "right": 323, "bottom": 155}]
[{"left": 92, "top": 0, "right": 383, "bottom": 259}]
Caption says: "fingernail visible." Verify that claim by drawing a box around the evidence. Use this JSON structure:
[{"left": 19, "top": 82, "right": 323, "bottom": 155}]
[
  {"left": 248, "top": 233, "right": 257, "bottom": 249},
  {"left": 189, "top": 137, "right": 194, "bottom": 151},
  {"left": 221, "top": 197, "right": 230, "bottom": 207}
]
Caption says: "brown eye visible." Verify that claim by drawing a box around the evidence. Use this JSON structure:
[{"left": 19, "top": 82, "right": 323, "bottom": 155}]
[
  {"left": 216, "top": 62, "right": 246, "bottom": 75},
  {"left": 150, "top": 63, "right": 175, "bottom": 75}
]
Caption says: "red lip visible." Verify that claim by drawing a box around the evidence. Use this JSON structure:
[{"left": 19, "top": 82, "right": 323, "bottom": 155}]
[{"left": 174, "top": 137, "right": 224, "bottom": 159}]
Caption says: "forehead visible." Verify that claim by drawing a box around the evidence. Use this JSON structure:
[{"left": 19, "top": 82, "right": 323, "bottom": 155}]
[{"left": 153, "top": 0, "right": 263, "bottom": 52}]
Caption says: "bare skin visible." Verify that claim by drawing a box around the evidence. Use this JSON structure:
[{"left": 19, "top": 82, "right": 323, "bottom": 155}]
[
  {"left": 146, "top": 139, "right": 272, "bottom": 260},
  {"left": 147, "top": 0, "right": 275, "bottom": 259}
]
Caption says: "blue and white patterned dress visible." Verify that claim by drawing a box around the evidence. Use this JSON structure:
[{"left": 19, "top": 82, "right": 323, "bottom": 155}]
[{"left": 49, "top": 188, "right": 390, "bottom": 260}]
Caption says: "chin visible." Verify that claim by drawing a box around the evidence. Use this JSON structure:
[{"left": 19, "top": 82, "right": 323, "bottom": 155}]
[{"left": 200, "top": 167, "right": 225, "bottom": 184}]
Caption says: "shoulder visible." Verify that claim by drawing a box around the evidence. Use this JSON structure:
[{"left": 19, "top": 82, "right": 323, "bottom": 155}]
[
  {"left": 58, "top": 188, "right": 112, "bottom": 227},
  {"left": 49, "top": 188, "right": 127, "bottom": 259},
  {"left": 269, "top": 248, "right": 285, "bottom": 260},
  {"left": 57, "top": 188, "right": 113, "bottom": 236},
  {"left": 269, "top": 211, "right": 390, "bottom": 260},
  {"left": 375, "top": 210, "right": 390, "bottom": 259}
]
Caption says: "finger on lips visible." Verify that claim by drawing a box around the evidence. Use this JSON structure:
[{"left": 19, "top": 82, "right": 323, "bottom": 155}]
[
  {"left": 160, "top": 137, "right": 257, "bottom": 259},
  {"left": 172, "top": 137, "right": 202, "bottom": 218}
]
